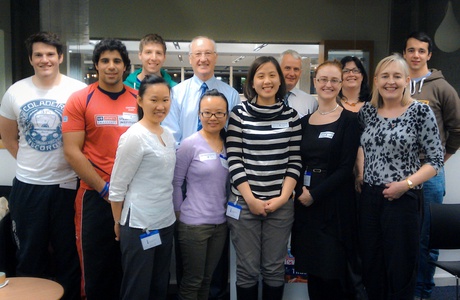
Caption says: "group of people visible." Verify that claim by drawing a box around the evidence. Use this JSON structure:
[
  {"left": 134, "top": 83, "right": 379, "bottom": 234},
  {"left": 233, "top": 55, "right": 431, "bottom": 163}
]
[{"left": 0, "top": 29, "right": 459, "bottom": 300}]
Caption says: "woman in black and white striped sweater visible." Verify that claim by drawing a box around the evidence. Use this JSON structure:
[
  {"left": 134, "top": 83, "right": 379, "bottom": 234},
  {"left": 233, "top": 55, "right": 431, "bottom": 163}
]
[{"left": 226, "top": 56, "right": 302, "bottom": 300}]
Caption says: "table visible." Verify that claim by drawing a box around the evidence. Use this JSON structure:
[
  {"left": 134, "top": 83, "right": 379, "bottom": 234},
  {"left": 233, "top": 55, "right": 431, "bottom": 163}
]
[{"left": 0, "top": 277, "right": 64, "bottom": 300}]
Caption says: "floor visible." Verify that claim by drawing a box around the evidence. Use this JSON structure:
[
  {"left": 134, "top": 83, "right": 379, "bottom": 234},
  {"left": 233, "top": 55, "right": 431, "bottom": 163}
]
[
  {"left": 166, "top": 284, "right": 458, "bottom": 300},
  {"left": 431, "top": 285, "right": 458, "bottom": 299}
]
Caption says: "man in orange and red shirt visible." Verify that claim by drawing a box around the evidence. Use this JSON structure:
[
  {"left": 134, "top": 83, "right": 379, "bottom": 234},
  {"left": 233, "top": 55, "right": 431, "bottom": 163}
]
[{"left": 62, "top": 39, "right": 137, "bottom": 300}]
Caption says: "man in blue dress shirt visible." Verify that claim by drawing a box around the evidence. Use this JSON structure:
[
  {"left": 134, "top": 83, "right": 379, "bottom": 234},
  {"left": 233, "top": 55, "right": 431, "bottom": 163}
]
[{"left": 163, "top": 36, "right": 240, "bottom": 144}]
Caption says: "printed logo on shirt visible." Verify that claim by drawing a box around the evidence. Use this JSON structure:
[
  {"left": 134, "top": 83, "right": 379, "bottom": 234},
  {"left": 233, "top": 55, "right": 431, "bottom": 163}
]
[
  {"left": 19, "top": 99, "right": 65, "bottom": 152},
  {"left": 95, "top": 113, "right": 138, "bottom": 127},
  {"left": 95, "top": 115, "right": 118, "bottom": 126}
]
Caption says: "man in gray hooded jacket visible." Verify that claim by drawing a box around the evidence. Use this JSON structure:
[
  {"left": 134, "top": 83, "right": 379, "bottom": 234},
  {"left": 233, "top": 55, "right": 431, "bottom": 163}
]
[{"left": 404, "top": 31, "right": 460, "bottom": 300}]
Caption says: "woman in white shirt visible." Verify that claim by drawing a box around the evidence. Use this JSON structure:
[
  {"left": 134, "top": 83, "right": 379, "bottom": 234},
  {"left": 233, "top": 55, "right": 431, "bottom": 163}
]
[{"left": 109, "top": 75, "right": 176, "bottom": 300}]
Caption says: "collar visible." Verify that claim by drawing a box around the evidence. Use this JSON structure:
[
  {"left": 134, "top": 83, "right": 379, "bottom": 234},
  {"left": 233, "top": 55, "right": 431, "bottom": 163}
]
[
  {"left": 288, "top": 87, "right": 300, "bottom": 97},
  {"left": 411, "top": 71, "right": 431, "bottom": 83},
  {"left": 191, "top": 75, "right": 217, "bottom": 87}
]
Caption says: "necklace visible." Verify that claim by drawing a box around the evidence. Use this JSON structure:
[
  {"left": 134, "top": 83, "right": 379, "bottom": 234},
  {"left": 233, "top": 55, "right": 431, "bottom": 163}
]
[
  {"left": 342, "top": 97, "right": 359, "bottom": 107},
  {"left": 211, "top": 141, "right": 224, "bottom": 153},
  {"left": 318, "top": 104, "right": 339, "bottom": 115},
  {"left": 200, "top": 131, "right": 223, "bottom": 153}
]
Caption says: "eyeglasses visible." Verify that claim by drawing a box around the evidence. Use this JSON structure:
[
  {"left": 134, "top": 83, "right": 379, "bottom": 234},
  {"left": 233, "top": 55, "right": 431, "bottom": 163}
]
[
  {"left": 342, "top": 68, "right": 361, "bottom": 74},
  {"left": 200, "top": 111, "right": 227, "bottom": 119},
  {"left": 315, "top": 78, "right": 342, "bottom": 85},
  {"left": 190, "top": 51, "right": 216, "bottom": 58}
]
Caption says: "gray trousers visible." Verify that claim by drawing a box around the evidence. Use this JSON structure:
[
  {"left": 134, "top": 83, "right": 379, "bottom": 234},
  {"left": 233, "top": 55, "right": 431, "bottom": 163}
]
[
  {"left": 177, "top": 222, "right": 228, "bottom": 300},
  {"left": 227, "top": 194, "right": 294, "bottom": 288}
]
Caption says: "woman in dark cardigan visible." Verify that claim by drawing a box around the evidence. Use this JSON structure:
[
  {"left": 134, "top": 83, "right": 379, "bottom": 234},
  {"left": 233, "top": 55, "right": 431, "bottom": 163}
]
[{"left": 291, "top": 60, "right": 361, "bottom": 299}]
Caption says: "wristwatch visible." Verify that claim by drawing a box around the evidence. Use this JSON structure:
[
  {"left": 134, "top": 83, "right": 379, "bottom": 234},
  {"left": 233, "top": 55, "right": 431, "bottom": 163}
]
[{"left": 406, "top": 178, "right": 414, "bottom": 189}]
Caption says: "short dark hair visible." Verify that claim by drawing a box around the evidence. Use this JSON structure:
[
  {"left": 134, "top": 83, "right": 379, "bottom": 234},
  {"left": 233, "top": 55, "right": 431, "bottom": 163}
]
[
  {"left": 339, "top": 56, "right": 371, "bottom": 102},
  {"left": 92, "top": 39, "right": 131, "bottom": 72},
  {"left": 244, "top": 56, "right": 286, "bottom": 102},
  {"left": 404, "top": 31, "right": 433, "bottom": 54},
  {"left": 25, "top": 32, "right": 63, "bottom": 59},
  {"left": 137, "top": 74, "right": 170, "bottom": 120},
  {"left": 139, "top": 33, "right": 166, "bottom": 53}
]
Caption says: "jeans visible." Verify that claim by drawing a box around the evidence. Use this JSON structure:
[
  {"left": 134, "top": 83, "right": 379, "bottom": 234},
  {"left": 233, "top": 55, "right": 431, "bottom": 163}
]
[{"left": 415, "top": 167, "right": 445, "bottom": 298}]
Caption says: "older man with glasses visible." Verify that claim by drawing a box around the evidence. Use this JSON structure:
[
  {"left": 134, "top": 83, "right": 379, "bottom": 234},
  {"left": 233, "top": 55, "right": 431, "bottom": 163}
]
[{"left": 163, "top": 36, "right": 240, "bottom": 144}]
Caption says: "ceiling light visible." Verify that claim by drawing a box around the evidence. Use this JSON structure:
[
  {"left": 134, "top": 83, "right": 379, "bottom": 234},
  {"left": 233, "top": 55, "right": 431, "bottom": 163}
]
[
  {"left": 178, "top": 54, "right": 183, "bottom": 62},
  {"left": 232, "top": 56, "right": 246, "bottom": 63},
  {"left": 253, "top": 43, "right": 268, "bottom": 52}
]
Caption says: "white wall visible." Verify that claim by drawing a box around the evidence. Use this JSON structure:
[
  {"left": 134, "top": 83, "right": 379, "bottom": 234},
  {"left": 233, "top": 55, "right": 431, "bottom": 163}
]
[{"left": 0, "top": 149, "right": 15, "bottom": 186}]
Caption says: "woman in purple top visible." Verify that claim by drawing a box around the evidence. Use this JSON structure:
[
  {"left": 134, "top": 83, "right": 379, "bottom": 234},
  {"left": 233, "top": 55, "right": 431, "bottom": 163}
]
[{"left": 173, "top": 89, "right": 229, "bottom": 300}]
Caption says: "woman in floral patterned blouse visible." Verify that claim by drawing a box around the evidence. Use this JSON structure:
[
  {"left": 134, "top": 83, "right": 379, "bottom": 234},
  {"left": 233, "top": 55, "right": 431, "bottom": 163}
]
[{"left": 357, "top": 54, "right": 443, "bottom": 300}]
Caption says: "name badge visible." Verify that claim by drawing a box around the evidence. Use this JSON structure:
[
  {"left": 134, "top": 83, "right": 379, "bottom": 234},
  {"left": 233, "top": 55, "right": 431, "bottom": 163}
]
[
  {"left": 272, "top": 122, "right": 289, "bottom": 129},
  {"left": 220, "top": 154, "right": 228, "bottom": 169},
  {"left": 122, "top": 112, "right": 137, "bottom": 119},
  {"left": 303, "top": 171, "right": 312, "bottom": 187},
  {"left": 119, "top": 113, "right": 138, "bottom": 127},
  {"left": 59, "top": 178, "right": 78, "bottom": 190},
  {"left": 199, "top": 153, "right": 217, "bottom": 161},
  {"left": 318, "top": 131, "right": 335, "bottom": 139},
  {"left": 226, "top": 202, "right": 242, "bottom": 220},
  {"left": 140, "top": 230, "right": 161, "bottom": 250}
]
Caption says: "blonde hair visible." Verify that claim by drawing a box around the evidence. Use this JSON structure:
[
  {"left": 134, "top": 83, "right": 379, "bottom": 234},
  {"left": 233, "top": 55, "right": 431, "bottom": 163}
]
[{"left": 370, "top": 54, "right": 412, "bottom": 108}]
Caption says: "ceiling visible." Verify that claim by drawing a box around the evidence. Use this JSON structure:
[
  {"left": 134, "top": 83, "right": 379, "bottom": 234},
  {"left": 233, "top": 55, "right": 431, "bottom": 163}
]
[{"left": 69, "top": 40, "right": 320, "bottom": 69}]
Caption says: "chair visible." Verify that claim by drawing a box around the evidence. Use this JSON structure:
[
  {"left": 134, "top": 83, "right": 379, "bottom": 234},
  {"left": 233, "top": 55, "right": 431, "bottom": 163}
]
[{"left": 429, "top": 203, "right": 460, "bottom": 299}]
